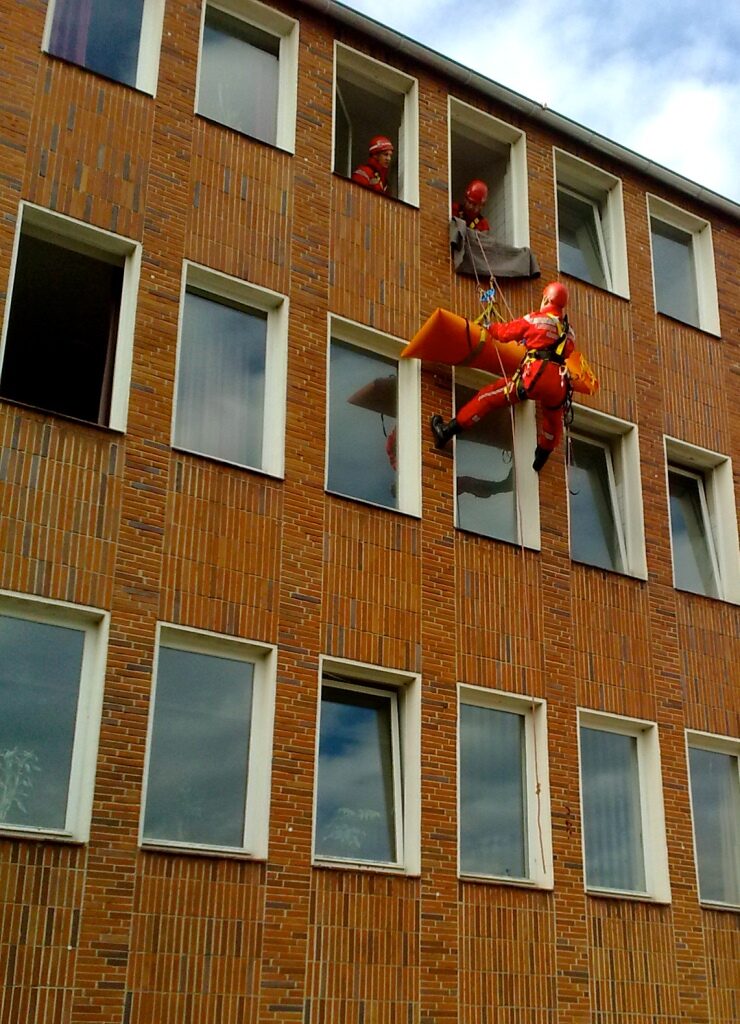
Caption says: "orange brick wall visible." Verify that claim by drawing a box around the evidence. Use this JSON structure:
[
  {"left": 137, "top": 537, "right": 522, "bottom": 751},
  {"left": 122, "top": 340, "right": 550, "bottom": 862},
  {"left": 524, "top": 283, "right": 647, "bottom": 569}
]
[{"left": 0, "top": 1, "right": 738, "bottom": 1023}]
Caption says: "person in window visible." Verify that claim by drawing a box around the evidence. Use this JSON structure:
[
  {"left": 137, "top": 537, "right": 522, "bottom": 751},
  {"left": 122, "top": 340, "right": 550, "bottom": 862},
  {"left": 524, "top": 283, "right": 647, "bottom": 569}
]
[
  {"left": 430, "top": 281, "right": 575, "bottom": 472},
  {"left": 452, "top": 179, "right": 490, "bottom": 231},
  {"left": 352, "top": 135, "right": 394, "bottom": 194}
]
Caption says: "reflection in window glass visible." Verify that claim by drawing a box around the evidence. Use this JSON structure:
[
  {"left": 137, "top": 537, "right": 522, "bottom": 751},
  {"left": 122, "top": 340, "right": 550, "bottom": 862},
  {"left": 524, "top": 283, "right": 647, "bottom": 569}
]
[
  {"left": 460, "top": 704, "right": 527, "bottom": 878},
  {"left": 580, "top": 727, "right": 646, "bottom": 892},
  {"left": 316, "top": 686, "right": 397, "bottom": 863},
  {"left": 199, "top": 6, "right": 279, "bottom": 144},
  {"left": 0, "top": 615, "right": 85, "bottom": 830},
  {"left": 668, "top": 468, "right": 719, "bottom": 598},
  {"left": 568, "top": 437, "right": 624, "bottom": 572},
  {"left": 49, "top": 0, "right": 145, "bottom": 87},
  {"left": 557, "top": 188, "right": 608, "bottom": 289},
  {"left": 454, "top": 385, "right": 516, "bottom": 543},
  {"left": 688, "top": 746, "right": 740, "bottom": 905},
  {"left": 174, "top": 290, "right": 267, "bottom": 469},
  {"left": 651, "top": 218, "right": 699, "bottom": 327},
  {"left": 144, "top": 647, "right": 253, "bottom": 848},
  {"left": 327, "top": 340, "right": 398, "bottom": 509}
]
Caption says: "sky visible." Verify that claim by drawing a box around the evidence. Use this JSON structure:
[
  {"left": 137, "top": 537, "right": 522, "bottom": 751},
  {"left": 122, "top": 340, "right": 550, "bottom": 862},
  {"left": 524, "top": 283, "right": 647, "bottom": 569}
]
[{"left": 339, "top": 0, "right": 740, "bottom": 205}]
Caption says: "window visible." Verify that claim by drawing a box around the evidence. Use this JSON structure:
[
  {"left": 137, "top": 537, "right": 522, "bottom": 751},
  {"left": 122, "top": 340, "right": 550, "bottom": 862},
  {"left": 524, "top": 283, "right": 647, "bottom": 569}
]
[
  {"left": 173, "top": 263, "right": 288, "bottom": 476},
  {"left": 554, "top": 150, "right": 628, "bottom": 297},
  {"left": 44, "top": 0, "right": 164, "bottom": 94},
  {"left": 578, "top": 710, "right": 670, "bottom": 902},
  {"left": 197, "top": 0, "right": 298, "bottom": 151},
  {"left": 0, "top": 592, "right": 108, "bottom": 842},
  {"left": 314, "top": 658, "right": 420, "bottom": 873},
  {"left": 665, "top": 438, "right": 739, "bottom": 603},
  {"left": 567, "top": 409, "right": 646, "bottom": 578},
  {"left": 0, "top": 203, "right": 140, "bottom": 431},
  {"left": 648, "top": 195, "right": 720, "bottom": 334},
  {"left": 334, "top": 44, "right": 419, "bottom": 205},
  {"left": 141, "top": 626, "right": 276, "bottom": 856},
  {"left": 449, "top": 98, "right": 529, "bottom": 246},
  {"left": 458, "top": 687, "right": 552, "bottom": 887},
  {"left": 453, "top": 371, "right": 540, "bottom": 549},
  {"left": 326, "top": 319, "right": 420, "bottom": 515},
  {"left": 686, "top": 733, "right": 740, "bottom": 907}
]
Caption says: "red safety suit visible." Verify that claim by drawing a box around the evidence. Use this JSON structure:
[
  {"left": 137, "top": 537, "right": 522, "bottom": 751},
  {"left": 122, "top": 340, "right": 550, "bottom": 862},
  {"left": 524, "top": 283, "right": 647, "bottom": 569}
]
[
  {"left": 352, "top": 156, "right": 389, "bottom": 193},
  {"left": 452, "top": 201, "right": 490, "bottom": 232},
  {"left": 456, "top": 304, "right": 575, "bottom": 453}
]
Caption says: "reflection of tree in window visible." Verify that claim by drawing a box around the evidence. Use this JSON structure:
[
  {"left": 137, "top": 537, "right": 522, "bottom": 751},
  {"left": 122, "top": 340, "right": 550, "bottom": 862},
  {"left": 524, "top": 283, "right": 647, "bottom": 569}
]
[
  {"left": 568, "top": 437, "right": 624, "bottom": 572},
  {"left": 49, "top": 0, "right": 145, "bottom": 88},
  {"left": 328, "top": 340, "right": 398, "bottom": 509},
  {"left": 668, "top": 468, "right": 719, "bottom": 598}
]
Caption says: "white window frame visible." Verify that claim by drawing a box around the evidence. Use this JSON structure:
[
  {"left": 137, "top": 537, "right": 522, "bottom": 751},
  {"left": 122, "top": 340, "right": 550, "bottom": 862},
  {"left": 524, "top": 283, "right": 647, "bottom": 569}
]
[
  {"left": 172, "top": 262, "right": 288, "bottom": 478},
  {"left": 0, "top": 590, "right": 109, "bottom": 844},
  {"left": 0, "top": 202, "right": 140, "bottom": 433},
  {"left": 139, "top": 623, "right": 277, "bottom": 859},
  {"left": 458, "top": 685, "right": 553, "bottom": 889},
  {"left": 333, "top": 43, "right": 419, "bottom": 207},
  {"left": 554, "top": 149, "right": 628, "bottom": 298},
  {"left": 578, "top": 709, "right": 671, "bottom": 903},
  {"left": 453, "top": 367, "right": 540, "bottom": 550},
  {"left": 196, "top": 0, "right": 299, "bottom": 153},
  {"left": 42, "top": 0, "right": 165, "bottom": 96},
  {"left": 449, "top": 97, "right": 529, "bottom": 248},
  {"left": 567, "top": 407, "right": 647, "bottom": 579},
  {"left": 647, "top": 194, "right": 720, "bottom": 335},
  {"left": 664, "top": 437, "right": 739, "bottom": 604},
  {"left": 313, "top": 655, "right": 421, "bottom": 875},
  {"left": 326, "top": 316, "right": 421, "bottom": 517},
  {"left": 685, "top": 730, "right": 740, "bottom": 910}
]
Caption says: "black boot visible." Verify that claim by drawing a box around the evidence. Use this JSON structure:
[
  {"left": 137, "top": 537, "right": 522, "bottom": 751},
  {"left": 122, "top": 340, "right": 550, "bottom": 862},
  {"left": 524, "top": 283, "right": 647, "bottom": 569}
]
[
  {"left": 532, "top": 445, "right": 551, "bottom": 472},
  {"left": 430, "top": 415, "right": 460, "bottom": 449}
]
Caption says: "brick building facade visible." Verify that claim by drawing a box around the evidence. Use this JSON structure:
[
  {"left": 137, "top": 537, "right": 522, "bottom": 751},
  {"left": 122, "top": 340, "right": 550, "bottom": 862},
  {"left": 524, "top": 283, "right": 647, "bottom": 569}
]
[{"left": 0, "top": 1, "right": 738, "bottom": 1022}]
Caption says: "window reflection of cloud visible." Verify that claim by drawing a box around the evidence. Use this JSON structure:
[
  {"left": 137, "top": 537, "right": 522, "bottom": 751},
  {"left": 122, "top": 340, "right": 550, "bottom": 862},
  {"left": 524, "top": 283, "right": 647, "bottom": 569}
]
[{"left": 454, "top": 392, "right": 516, "bottom": 542}]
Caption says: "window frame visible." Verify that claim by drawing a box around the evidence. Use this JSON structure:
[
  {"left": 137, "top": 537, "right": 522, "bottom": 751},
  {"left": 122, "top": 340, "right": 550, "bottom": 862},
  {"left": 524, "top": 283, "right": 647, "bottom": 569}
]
[
  {"left": 567, "top": 408, "right": 647, "bottom": 579},
  {"left": 685, "top": 730, "right": 740, "bottom": 910},
  {"left": 664, "top": 437, "right": 739, "bottom": 604},
  {"left": 333, "top": 42, "right": 419, "bottom": 207},
  {"left": 139, "top": 623, "right": 277, "bottom": 859},
  {"left": 326, "top": 316, "right": 421, "bottom": 517},
  {"left": 457, "top": 685, "right": 553, "bottom": 889},
  {"left": 313, "top": 656, "right": 421, "bottom": 875},
  {"left": 578, "top": 709, "right": 671, "bottom": 903},
  {"left": 195, "top": 0, "right": 299, "bottom": 153},
  {"left": 172, "top": 261, "right": 288, "bottom": 478},
  {"left": 554, "top": 149, "right": 628, "bottom": 298},
  {"left": 647, "top": 194, "right": 720, "bottom": 335},
  {"left": 0, "top": 590, "right": 109, "bottom": 844},
  {"left": 42, "top": 0, "right": 165, "bottom": 95}
]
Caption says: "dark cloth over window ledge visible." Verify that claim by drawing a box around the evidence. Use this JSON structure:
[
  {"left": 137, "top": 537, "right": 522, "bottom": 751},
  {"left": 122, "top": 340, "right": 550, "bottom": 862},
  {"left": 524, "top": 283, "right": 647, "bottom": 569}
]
[{"left": 449, "top": 217, "right": 541, "bottom": 279}]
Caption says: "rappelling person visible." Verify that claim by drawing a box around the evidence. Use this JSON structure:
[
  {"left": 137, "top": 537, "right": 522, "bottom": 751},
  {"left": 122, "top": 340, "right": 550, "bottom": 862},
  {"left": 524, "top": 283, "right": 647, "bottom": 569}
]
[
  {"left": 452, "top": 179, "right": 490, "bottom": 231},
  {"left": 430, "top": 281, "right": 575, "bottom": 472},
  {"left": 352, "top": 135, "right": 394, "bottom": 194}
]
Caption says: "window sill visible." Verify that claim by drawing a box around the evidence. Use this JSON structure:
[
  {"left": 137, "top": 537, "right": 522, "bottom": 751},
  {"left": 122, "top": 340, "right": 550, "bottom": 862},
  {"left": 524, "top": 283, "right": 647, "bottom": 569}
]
[
  {"left": 698, "top": 899, "right": 740, "bottom": 914},
  {"left": 172, "top": 444, "right": 284, "bottom": 481},
  {"left": 194, "top": 113, "right": 293, "bottom": 155},
  {"left": 559, "top": 270, "right": 629, "bottom": 302},
  {"left": 140, "top": 840, "right": 265, "bottom": 862},
  {"left": 655, "top": 309, "right": 721, "bottom": 339},
  {"left": 585, "top": 887, "right": 671, "bottom": 906},
  {"left": 673, "top": 584, "right": 739, "bottom": 607},
  {"left": 570, "top": 557, "right": 648, "bottom": 583},
  {"left": 313, "top": 857, "right": 417, "bottom": 878},
  {"left": 459, "top": 872, "right": 553, "bottom": 892},
  {"left": 333, "top": 172, "right": 419, "bottom": 210},
  {"left": 0, "top": 825, "right": 84, "bottom": 845},
  {"left": 455, "top": 524, "right": 539, "bottom": 553},
  {"left": 44, "top": 50, "right": 155, "bottom": 97},
  {"left": 326, "top": 488, "right": 421, "bottom": 520},
  {"left": 0, "top": 396, "right": 124, "bottom": 437}
]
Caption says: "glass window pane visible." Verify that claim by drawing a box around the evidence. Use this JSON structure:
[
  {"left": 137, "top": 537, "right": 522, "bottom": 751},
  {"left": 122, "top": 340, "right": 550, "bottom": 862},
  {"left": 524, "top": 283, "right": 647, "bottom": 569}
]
[
  {"left": 580, "top": 727, "right": 646, "bottom": 892},
  {"left": 651, "top": 219, "right": 699, "bottom": 327},
  {"left": 143, "top": 647, "right": 253, "bottom": 848},
  {"left": 174, "top": 290, "right": 267, "bottom": 469},
  {"left": 316, "top": 686, "right": 397, "bottom": 862},
  {"left": 557, "top": 189, "right": 607, "bottom": 289},
  {"left": 0, "top": 615, "right": 85, "bottom": 830},
  {"left": 689, "top": 747, "right": 740, "bottom": 904},
  {"left": 568, "top": 438, "right": 623, "bottom": 572},
  {"left": 460, "top": 704, "right": 527, "bottom": 878},
  {"left": 50, "top": 0, "right": 145, "bottom": 88},
  {"left": 199, "top": 6, "right": 279, "bottom": 144},
  {"left": 327, "top": 340, "right": 398, "bottom": 509},
  {"left": 668, "top": 470, "right": 719, "bottom": 598},
  {"left": 455, "top": 385, "right": 516, "bottom": 543}
]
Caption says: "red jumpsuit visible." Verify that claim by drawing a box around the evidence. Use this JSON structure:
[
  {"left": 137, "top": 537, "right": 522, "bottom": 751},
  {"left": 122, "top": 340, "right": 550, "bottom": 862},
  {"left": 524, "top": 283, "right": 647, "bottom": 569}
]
[
  {"left": 352, "top": 156, "right": 389, "bottom": 193},
  {"left": 452, "top": 201, "right": 490, "bottom": 231},
  {"left": 456, "top": 304, "right": 575, "bottom": 454}
]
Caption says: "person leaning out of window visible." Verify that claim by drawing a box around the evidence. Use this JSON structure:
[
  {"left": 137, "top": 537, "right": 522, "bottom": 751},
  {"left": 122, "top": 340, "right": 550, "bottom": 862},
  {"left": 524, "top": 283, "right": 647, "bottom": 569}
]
[
  {"left": 352, "top": 135, "right": 394, "bottom": 194},
  {"left": 452, "top": 179, "right": 490, "bottom": 231}
]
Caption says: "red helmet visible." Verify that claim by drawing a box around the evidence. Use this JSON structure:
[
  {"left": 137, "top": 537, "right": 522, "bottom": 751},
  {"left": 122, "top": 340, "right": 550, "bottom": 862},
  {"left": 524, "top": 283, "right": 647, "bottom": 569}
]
[
  {"left": 369, "top": 135, "right": 394, "bottom": 155},
  {"left": 541, "top": 281, "right": 569, "bottom": 311},
  {"left": 465, "top": 179, "right": 488, "bottom": 204}
]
